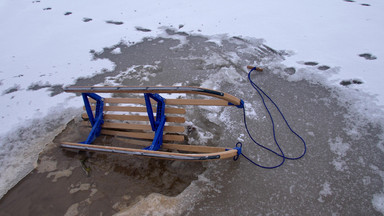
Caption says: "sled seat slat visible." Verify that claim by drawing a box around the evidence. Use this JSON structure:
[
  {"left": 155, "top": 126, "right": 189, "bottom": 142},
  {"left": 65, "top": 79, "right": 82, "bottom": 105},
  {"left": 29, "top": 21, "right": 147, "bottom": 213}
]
[
  {"left": 98, "top": 98, "right": 231, "bottom": 106},
  {"left": 82, "top": 122, "right": 185, "bottom": 133},
  {"left": 85, "top": 105, "right": 186, "bottom": 114},
  {"left": 101, "top": 129, "right": 185, "bottom": 142},
  {"left": 81, "top": 113, "right": 186, "bottom": 123}
]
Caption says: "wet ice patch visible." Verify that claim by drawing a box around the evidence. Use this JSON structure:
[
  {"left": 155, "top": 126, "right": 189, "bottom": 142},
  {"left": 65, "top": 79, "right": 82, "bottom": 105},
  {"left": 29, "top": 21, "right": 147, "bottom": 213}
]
[
  {"left": 47, "top": 166, "right": 75, "bottom": 182},
  {"left": 69, "top": 183, "right": 91, "bottom": 194},
  {"left": 37, "top": 156, "right": 58, "bottom": 173}
]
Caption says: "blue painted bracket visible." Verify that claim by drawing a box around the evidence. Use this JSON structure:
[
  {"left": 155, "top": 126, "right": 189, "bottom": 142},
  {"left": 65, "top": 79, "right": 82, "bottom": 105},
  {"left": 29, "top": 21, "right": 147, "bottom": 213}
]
[
  {"left": 81, "top": 93, "right": 104, "bottom": 144},
  {"left": 228, "top": 99, "right": 244, "bottom": 108},
  {"left": 226, "top": 142, "right": 243, "bottom": 161},
  {"left": 143, "top": 93, "right": 166, "bottom": 151}
]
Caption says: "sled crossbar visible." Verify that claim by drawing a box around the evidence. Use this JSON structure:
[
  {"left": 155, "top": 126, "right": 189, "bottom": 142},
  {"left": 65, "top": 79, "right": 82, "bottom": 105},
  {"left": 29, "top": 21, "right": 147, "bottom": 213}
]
[{"left": 61, "top": 86, "right": 244, "bottom": 161}]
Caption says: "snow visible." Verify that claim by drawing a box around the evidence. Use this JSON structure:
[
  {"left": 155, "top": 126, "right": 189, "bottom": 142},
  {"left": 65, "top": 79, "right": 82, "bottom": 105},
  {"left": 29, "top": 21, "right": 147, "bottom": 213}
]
[
  {"left": 371, "top": 165, "right": 384, "bottom": 214},
  {"left": 1, "top": 0, "right": 384, "bottom": 213},
  {"left": 318, "top": 181, "right": 333, "bottom": 203},
  {"left": 2, "top": 0, "right": 384, "bottom": 136},
  {"left": 329, "top": 137, "right": 351, "bottom": 158}
]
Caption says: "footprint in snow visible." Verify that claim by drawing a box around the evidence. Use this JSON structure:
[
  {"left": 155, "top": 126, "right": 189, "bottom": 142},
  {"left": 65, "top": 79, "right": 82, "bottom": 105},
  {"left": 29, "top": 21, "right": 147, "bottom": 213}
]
[
  {"left": 106, "top": 20, "right": 124, "bottom": 25},
  {"left": 304, "top": 61, "right": 319, "bottom": 66},
  {"left": 318, "top": 65, "right": 330, "bottom": 71},
  {"left": 83, "top": 18, "right": 93, "bottom": 22},
  {"left": 3, "top": 85, "right": 20, "bottom": 95},
  {"left": 135, "top": 27, "right": 151, "bottom": 32},
  {"left": 340, "top": 79, "right": 363, "bottom": 86},
  {"left": 284, "top": 67, "right": 296, "bottom": 75},
  {"left": 359, "top": 53, "right": 377, "bottom": 60}
]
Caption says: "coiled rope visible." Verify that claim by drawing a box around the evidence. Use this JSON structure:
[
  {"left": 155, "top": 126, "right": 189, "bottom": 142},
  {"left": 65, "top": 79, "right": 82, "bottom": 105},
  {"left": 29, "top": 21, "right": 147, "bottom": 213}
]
[{"left": 237, "top": 66, "right": 307, "bottom": 169}]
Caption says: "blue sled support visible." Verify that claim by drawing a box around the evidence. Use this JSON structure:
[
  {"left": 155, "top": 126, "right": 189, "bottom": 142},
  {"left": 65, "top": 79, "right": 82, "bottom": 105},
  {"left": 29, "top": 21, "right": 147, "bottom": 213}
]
[
  {"left": 81, "top": 93, "right": 104, "bottom": 144},
  {"left": 143, "top": 93, "right": 166, "bottom": 151}
]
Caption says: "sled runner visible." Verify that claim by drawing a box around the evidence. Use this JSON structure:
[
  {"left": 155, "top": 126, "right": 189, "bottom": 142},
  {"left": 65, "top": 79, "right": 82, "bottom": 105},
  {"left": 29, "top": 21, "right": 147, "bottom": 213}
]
[{"left": 61, "top": 86, "right": 244, "bottom": 161}]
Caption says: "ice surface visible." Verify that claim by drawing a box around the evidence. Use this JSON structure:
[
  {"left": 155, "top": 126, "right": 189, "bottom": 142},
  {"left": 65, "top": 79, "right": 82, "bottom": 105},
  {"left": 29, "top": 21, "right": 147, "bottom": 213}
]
[
  {"left": 318, "top": 181, "right": 332, "bottom": 203},
  {"left": 0, "top": 0, "right": 384, "bottom": 214},
  {"left": 329, "top": 137, "right": 350, "bottom": 158}
]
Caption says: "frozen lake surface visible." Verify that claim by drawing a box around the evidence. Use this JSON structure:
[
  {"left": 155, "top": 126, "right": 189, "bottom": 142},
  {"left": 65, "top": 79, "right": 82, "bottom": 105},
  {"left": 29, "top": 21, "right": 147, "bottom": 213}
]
[
  {"left": 1, "top": 30, "right": 384, "bottom": 215},
  {"left": 1, "top": 0, "right": 384, "bottom": 215}
]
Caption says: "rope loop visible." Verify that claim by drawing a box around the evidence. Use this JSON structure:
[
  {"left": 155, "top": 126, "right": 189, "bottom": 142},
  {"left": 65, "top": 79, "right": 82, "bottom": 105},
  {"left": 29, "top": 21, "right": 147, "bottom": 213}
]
[{"left": 236, "top": 66, "right": 307, "bottom": 169}]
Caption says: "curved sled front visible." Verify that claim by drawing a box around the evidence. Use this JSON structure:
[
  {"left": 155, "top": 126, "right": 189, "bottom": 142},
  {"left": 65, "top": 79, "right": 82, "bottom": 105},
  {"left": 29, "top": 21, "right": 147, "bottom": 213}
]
[
  {"left": 64, "top": 86, "right": 243, "bottom": 107},
  {"left": 61, "top": 86, "right": 243, "bottom": 161}
]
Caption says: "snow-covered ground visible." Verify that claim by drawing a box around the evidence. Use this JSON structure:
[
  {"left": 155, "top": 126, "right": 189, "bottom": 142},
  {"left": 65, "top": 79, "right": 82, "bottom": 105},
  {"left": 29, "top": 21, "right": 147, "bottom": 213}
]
[
  {"left": 1, "top": 0, "right": 384, "bottom": 214},
  {"left": 1, "top": 0, "right": 383, "bottom": 136}
]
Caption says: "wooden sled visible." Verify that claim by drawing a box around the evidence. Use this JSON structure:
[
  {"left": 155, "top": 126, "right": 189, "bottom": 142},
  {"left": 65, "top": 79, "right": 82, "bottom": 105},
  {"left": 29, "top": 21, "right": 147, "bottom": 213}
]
[{"left": 61, "top": 86, "right": 244, "bottom": 161}]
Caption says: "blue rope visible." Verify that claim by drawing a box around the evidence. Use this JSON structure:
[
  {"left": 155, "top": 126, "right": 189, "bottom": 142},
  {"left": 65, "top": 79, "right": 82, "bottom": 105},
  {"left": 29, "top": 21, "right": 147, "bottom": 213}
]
[{"left": 238, "top": 67, "right": 307, "bottom": 169}]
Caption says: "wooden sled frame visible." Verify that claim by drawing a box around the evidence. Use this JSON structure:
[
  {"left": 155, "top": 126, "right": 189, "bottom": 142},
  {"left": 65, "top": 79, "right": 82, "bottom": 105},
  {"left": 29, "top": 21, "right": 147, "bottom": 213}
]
[{"left": 61, "top": 86, "right": 244, "bottom": 161}]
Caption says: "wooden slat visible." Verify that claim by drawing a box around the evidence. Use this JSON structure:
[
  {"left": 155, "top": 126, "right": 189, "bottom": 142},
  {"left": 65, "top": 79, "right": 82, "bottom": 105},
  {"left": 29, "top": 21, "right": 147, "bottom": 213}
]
[
  {"left": 104, "top": 98, "right": 144, "bottom": 104},
  {"left": 167, "top": 99, "right": 229, "bottom": 106},
  {"left": 82, "top": 122, "right": 185, "bottom": 133},
  {"left": 101, "top": 98, "right": 229, "bottom": 106},
  {"left": 101, "top": 129, "right": 185, "bottom": 142},
  {"left": 81, "top": 113, "right": 185, "bottom": 123},
  {"left": 85, "top": 105, "right": 186, "bottom": 114}
]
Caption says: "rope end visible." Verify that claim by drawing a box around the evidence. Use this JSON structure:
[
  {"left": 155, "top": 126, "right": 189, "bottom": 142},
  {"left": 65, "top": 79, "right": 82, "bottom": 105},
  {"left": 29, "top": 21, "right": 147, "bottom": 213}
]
[{"left": 247, "top": 65, "right": 263, "bottom": 72}]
